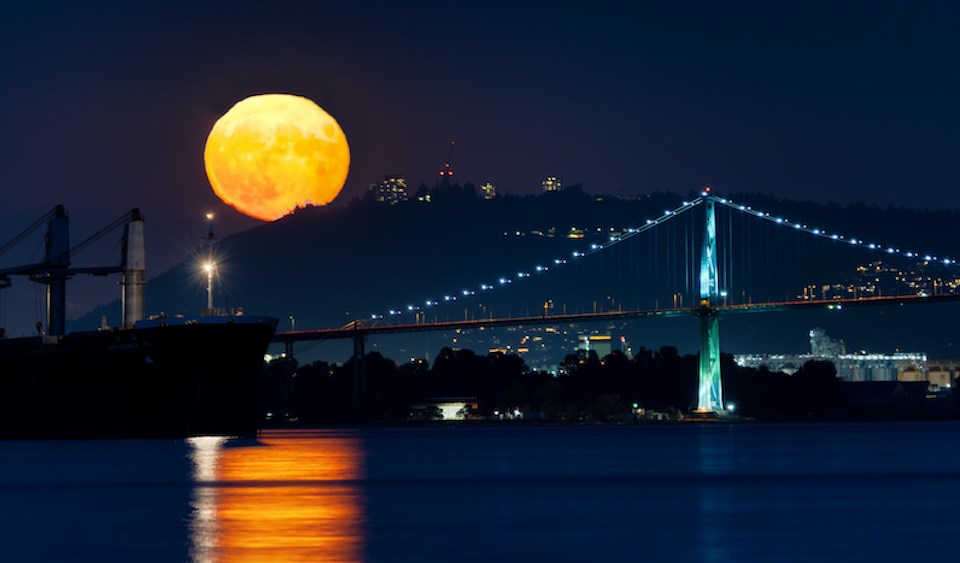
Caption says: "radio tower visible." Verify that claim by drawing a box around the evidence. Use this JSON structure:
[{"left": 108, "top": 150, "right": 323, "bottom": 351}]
[{"left": 438, "top": 140, "right": 455, "bottom": 179}]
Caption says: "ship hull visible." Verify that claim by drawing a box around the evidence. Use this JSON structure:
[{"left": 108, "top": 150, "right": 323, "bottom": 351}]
[{"left": 0, "top": 315, "right": 278, "bottom": 439}]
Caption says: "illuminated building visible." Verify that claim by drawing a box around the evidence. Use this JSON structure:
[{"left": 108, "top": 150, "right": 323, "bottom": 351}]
[
  {"left": 577, "top": 334, "right": 613, "bottom": 358},
  {"left": 924, "top": 362, "right": 960, "bottom": 388},
  {"left": 368, "top": 175, "right": 408, "bottom": 205},
  {"left": 409, "top": 397, "right": 478, "bottom": 420},
  {"left": 734, "top": 328, "right": 932, "bottom": 384},
  {"left": 480, "top": 182, "right": 496, "bottom": 199},
  {"left": 542, "top": 176, "right": 562, "bottom": 192}
]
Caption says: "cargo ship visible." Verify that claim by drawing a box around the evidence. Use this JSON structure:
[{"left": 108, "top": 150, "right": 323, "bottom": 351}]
[{"left": 0, "top": 206, "right": 279, "bottom": 439}]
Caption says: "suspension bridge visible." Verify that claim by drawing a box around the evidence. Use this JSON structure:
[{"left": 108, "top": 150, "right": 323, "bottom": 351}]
[{"left": 271, "top": 189, "right": 960, "bottom": 414}]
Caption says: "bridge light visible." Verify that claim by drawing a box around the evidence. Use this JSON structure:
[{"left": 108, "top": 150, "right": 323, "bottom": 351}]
[
  {"left": 499, "top": 277, "right": 508, "bottom": 284},
  {"left": 944, "top": 258, "right": 953, "bottom": 264},
  {"left": 646, "top": 220, "right": 653, "bottom": 225},
  {"left": 831, "top": 234, "right": 839, "bottom": 240},
  {"left": 739, "top": 205, "right": 746, "bottom": 211},
  {"left": 775, "top": 217, "right": 783, "bottom": 223},
  {"left": 868, "top": 243, "right": 877, "bottom": 249},
  {"left": 887, "top": 248, "right": 895, "bottom": 254},
  {"left": 813, "top": 229, "right": 821, "bottom": 235},
  {"left": 924, "top": 255, "right": 933, "bottom": 261}
]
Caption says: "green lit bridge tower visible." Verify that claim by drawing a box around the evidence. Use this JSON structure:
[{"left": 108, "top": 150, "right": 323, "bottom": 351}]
[{"left": 697, "top": 192, "right": 724, "bottom": 413}]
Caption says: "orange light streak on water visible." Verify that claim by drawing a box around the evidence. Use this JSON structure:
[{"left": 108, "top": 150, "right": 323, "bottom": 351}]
[{"left": 189, "top": 429, "right": 365, "bottom": 562}]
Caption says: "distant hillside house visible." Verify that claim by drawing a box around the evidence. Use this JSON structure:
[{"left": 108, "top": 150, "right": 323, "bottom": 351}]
[
  {"left": 480, "top": 182, "right": 496, "bottom": 200},
  {"left": 541, "top": 176, "right": 562, "bottom": 192},
  {"left": 369, "top": 175, "right": 409, "bottom": 205}
]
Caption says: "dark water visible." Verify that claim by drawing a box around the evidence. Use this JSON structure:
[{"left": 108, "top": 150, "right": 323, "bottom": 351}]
[{"left": 1, "top": 421, "right": 958, "bottom": 562}]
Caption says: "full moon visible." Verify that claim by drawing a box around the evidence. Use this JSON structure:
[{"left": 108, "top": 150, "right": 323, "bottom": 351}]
[{"left": 204, "top": 94, "right": 350, "bottom": 221}]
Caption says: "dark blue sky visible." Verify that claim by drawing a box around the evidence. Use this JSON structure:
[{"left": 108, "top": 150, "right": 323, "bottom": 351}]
[{"left": 1, "top": 0, "right": 958, "bottom": 330}]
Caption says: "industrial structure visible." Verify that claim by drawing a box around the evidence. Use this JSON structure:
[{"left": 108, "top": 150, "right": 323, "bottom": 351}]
[{"left": 733, "top": 327, "right": 954, "bottom": 388}]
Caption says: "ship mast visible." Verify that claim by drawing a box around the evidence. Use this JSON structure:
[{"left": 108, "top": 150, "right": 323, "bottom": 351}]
[{"left": 120, "top": 209, "right": 146, "bottom": 328}]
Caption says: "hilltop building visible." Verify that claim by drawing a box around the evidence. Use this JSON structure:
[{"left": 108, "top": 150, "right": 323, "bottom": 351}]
[
  {"left": 480, "top": 182, "right": 496, "bottom": 200},
  {"left": 542, "top": 176, "right": 562, "bottom": 192},
  {"left": 368, "top": 175, "right": 408, "bottom": 205}
]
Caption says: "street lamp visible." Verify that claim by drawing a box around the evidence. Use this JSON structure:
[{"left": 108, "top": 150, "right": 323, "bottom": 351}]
[
  {"left": 203, "top": 261, "right": 216, "bottom": 310},
  {"left": 202, "top": 212, "right": 217, "bottom": 312},
  {"left": 289, "top": 315, "right": 296, "bottom": 332}
]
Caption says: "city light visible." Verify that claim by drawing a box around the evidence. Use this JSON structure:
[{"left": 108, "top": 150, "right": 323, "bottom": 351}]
[
  {"left": 367, "top": 190, "right": 959, "bottom": 322},
  {"left": 714, "top": 195, "right": 958, "bottom": 269}
]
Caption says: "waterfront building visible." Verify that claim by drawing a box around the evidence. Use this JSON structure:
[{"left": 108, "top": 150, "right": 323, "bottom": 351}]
[
  {"left": 409, "top": 397, "right": 478, "bottom": 420},
  {"left": 734, "top": 328, "right": 932, "bottom": 384}
]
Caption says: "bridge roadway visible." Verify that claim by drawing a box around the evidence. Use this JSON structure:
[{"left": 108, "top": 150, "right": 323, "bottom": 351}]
[{"left": 271, "top": 292, "right": 960, "bottom": 346}]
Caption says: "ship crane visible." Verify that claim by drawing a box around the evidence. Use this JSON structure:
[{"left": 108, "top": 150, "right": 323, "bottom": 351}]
[{"left": 0, "top": 205, "right": 145, "bottom": 336}]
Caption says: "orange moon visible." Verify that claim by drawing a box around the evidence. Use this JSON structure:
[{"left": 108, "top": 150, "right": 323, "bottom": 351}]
[{"left": 204, "top": 94, "right": 350, "bottom": 221}]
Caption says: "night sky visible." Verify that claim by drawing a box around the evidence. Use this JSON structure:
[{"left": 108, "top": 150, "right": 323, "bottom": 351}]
[{"left": 1, "top": 1, "right": 958, "bottom": 331}]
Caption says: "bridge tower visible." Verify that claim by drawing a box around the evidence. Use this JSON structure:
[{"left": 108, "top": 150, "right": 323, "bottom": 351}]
[{"left": 697, "top": 192, "right": 724, "bottom": 413}]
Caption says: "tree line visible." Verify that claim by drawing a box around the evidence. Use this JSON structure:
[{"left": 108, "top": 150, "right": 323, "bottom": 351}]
[{"left": 259, "top": 346, "right": 959, "bottom": 424}]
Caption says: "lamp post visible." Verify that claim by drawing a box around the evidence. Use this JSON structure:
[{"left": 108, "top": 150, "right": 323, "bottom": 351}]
[
  {"left": 203, "top": 261, "right": 215, "bottom": 311},
  {"left": 203, "top": 212, "right": 217, "bottom": 312}
]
